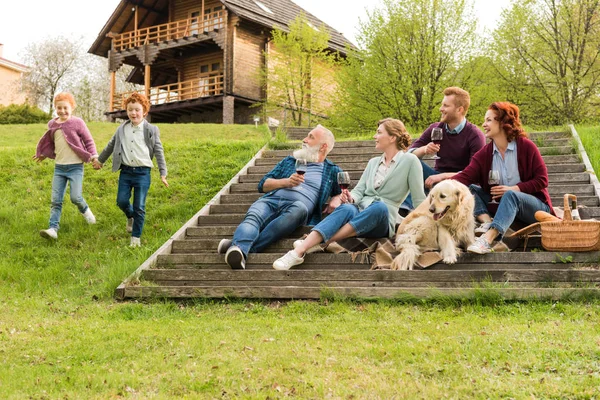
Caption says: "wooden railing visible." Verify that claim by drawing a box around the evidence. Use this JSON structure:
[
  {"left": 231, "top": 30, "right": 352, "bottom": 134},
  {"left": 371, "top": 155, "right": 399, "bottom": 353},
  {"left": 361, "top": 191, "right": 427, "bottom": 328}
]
[
  {"left": 112, "top": 10, "right": 226, "bottom": 52},
  {"left": 111, "top": 74, "right": 224, "bottom": 111}
]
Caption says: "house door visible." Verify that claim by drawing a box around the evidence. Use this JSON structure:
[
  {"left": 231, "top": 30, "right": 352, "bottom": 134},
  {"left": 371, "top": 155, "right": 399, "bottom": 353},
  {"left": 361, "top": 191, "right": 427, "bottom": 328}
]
[{"left": 199, "top": 62, "right": 222, "bottom": 96}]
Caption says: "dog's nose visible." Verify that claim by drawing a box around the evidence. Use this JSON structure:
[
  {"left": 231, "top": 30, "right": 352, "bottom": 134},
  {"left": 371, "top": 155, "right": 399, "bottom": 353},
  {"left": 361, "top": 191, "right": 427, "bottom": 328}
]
[{"left": 429, "top": 204, "right": 435, "bottom": 213}]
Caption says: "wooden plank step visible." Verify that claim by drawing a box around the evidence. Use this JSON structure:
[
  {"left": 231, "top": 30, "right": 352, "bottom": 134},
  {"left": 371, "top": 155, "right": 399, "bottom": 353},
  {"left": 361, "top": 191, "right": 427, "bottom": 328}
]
[
  {"left": 247, "top": 162, "right": 587, "bottom": 175},
  {"left": 171, "top": 237, "right": 543, "bottom": 253},
  {"left": 238, "top": 172, "right": 589, "bottom": 184},
  {"left": 281, "top": 130, "right": 572, "bottom": 141},
  {"left": 156, "top": 251, "right": 600, "bottom": 269},
  {"left": 261, "top": 146, "right": 576, "bottom": 159},
  {"left": 228, "top": 181, "right": 594, "bottom": 194},
  {"left": 253, "top": 154, "right": 581, "bottom": 166},
  {"left": 210, "top": 195, "right": 599, "bottom": 210},
  {"left": 142, "top": 268, "right": 600, "bottom": 282},
  {"left": 186, "top": 225, "right": 311, "bottom": 237},
  {"left": 121, "top": 286, "right": 599, "bottom": 300}
]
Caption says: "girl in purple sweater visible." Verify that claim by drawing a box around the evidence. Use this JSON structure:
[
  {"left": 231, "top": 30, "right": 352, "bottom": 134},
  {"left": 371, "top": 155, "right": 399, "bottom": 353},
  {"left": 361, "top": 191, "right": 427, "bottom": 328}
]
[
  {"left": 34, "top": 92, "right": 98, "bottom": 240},
  {"left": 451, "top": 102, "right": 554, "bottom": 254}
]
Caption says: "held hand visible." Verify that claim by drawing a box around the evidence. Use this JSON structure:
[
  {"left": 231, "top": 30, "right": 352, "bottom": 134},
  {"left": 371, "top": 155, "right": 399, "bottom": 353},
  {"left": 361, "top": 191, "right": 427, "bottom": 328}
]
[
  {"left": 424, "top": 142, "right": 440, "bottom": 155},
  {"left": 161, "top": 176, "right": 169, "bottom": 188},
  {"left": 323, "top": 194, "right": 343, "bottom": 214},
  {"left": 92, "top": 159, "right": 103, "bottom": 170},
  {"left": 288, "top": 173, "right": 305, "bottom": 187},
  {"left": 490, "top": 185, "right": 514, "bottom": 201},
  {"left": 425, "top": 174, "right": 443, "bottom": 189}
]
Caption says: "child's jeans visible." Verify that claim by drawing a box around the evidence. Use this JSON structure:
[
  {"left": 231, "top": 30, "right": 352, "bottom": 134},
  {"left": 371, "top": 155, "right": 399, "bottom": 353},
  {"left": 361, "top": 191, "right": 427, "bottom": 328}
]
[
  {"left": 117, "top": 166, "right": 151, "bottom": 238},
  {"left": 49, "top": 163, "right": 89, "bottom": 230}
]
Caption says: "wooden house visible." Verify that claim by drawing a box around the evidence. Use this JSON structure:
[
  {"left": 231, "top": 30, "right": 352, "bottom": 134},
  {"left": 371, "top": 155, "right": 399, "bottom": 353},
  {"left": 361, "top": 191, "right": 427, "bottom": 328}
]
[
  {"left": 0, "top": 44, "right": 29, "bottom": 106},
  {"left": 89, "top": 0, "right": 355, "bottom": 123}
]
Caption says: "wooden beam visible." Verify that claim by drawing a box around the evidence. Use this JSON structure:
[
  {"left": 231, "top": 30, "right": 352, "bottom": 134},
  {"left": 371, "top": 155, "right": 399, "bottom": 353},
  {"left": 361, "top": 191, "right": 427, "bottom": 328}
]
[
  {"left": 109, "top": 71, "right": 116, "bottom": 111},
  {"left": 145, "top": 64, "right": 151, "bottom": 99}
]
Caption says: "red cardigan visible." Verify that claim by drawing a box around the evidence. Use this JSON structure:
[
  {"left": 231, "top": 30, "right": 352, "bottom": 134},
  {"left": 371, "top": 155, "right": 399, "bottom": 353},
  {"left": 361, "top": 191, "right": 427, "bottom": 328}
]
[{"left": 453, "top": 136, "right": 554, "bottom": 214}]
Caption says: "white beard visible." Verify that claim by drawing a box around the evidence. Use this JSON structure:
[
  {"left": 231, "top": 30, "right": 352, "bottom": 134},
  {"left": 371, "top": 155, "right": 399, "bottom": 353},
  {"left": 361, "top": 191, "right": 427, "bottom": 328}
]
[{"left": 293, "top": 143, "right": 321, "bottom": 162}]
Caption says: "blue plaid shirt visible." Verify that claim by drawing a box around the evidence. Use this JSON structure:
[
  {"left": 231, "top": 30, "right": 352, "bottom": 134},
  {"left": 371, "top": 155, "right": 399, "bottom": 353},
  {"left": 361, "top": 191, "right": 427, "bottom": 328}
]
[{"left": 258, "top": 156, "right": 342, "bottom": 225}]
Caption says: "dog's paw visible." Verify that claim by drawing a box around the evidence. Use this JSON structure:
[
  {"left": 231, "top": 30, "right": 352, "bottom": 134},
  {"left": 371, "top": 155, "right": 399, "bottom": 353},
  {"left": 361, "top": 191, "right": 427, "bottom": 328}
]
[{"left": 442, "top": 255, "right": 457, "bottom": 265}]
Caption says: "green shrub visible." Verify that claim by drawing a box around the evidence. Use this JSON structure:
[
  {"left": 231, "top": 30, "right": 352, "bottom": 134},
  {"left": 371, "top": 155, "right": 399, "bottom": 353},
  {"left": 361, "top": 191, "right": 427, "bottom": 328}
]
[{"left": 0, "top": 104, "right": 49, "bottom": 124}]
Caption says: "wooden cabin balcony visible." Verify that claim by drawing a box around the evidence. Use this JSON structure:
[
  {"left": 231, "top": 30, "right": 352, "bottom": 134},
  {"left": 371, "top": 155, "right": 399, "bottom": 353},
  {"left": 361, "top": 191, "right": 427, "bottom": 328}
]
[
  {"left": 111, "top": 10, "right": 226, "bottom": 52},
  {"left": 110, "top": 74, "right": 224, "bottom": 112}
]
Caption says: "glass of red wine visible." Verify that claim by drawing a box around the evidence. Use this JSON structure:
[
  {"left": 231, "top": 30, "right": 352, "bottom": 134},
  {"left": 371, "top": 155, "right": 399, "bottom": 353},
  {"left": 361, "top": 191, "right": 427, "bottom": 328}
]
[
  {"left": 337, "top": 172, "right": 351, "bottom": 200},
  {"left": 431, "top": 127, "right": 443, "bottom": 160},
  {"left": 488, "top": 170, "right": 500, "bottom": 204},
  {"left": 295, "top": 159, "right": 307, "bottom": 189}
]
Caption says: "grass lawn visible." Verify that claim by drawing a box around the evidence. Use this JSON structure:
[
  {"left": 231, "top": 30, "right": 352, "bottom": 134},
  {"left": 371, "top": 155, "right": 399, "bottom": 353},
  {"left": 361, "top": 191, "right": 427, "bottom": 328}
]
[{"left": 1, "top": 122, "right": 600, "bottom": 398}]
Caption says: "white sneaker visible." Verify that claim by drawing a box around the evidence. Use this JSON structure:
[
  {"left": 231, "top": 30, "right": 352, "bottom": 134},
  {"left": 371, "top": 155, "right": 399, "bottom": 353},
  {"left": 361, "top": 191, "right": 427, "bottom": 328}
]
[
  {"left": 126, "top": 218, "right": 134, "bottom": 233},
  {"left": 293, "top": 239, "right": 323, "bottom": 254},
  {"left": 467, "top": 236, "right": 493, "bottom": 254},
  {"left": 40, "top": 228, "right": 58, "bottom": 240},
  {"left": 273, "top": 250, "right": 305, "bottom": 271},
  {"left": 130, "top": 237, "right": 141, "bottom": 247},
  {"left": 475, "top": 222, "right": 492, "bottom": 236},
  {"left": 83, "top": 208, "right": 96, "bottom": 224}
]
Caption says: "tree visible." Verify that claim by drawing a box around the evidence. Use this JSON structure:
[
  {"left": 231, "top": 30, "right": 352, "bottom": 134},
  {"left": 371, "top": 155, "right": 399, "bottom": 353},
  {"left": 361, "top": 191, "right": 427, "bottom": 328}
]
[
  {"left": 493, "top": 0, "right": 600, "bottom": 124},
  {"left": 331, "top": 0, "right": 477, "bottom": 132},
  {"left": 263, "top": 14, "right": 338, "bottom": 126},
  {"left": 21, "top": 36, "right": 83, "bottom": 116}
]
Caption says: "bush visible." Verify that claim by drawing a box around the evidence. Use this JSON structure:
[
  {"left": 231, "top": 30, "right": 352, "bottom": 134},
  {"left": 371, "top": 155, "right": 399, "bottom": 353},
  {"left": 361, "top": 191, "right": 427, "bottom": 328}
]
[{"left": 0, "top": 104, "right": 49, "bottom": 124}]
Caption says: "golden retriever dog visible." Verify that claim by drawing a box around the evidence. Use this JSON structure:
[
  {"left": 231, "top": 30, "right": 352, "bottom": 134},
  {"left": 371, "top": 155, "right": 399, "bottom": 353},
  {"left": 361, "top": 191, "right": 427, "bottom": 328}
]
[{"left": 391, "top": 179, "right": 475, "bottom": 270}]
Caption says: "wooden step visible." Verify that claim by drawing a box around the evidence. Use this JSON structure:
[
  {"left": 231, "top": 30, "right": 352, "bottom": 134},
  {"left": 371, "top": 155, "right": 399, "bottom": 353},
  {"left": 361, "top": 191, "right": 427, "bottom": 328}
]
[
  {"left": 247, "top": 162, "right": 587, "bottom": 175},
  {"left": 186, "top": 225, "right": 311, "bottom": 238},
  {"left": 141, "top": 268, "right": 600, "bottom": 286},
  {"left": 261, "top": 146, "right": 576, "bottom": 159},
  {"left": 120, "top": 285, "right": 600, "bottom": 300},
  {"left": 253, "top": 154, "right": 581, "bottom": 166},
  {"left": 228, "top": 181, "right": 593, "bottom": 194},
  {"left": 156, "top": 251, "right": 600, "bottom": 269}
]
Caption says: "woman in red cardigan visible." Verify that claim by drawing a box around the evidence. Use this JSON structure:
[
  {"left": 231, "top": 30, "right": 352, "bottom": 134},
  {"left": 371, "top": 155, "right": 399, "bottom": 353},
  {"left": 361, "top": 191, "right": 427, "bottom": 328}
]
[{"left": 451, "top": 102, "right": 554, "bottom": 254}]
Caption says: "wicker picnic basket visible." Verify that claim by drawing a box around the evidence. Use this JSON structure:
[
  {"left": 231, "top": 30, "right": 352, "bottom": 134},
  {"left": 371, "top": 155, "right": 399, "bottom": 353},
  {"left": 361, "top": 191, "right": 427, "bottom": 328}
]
[{"left": 508, "top": 194, "right": 600, "bottom": 252}]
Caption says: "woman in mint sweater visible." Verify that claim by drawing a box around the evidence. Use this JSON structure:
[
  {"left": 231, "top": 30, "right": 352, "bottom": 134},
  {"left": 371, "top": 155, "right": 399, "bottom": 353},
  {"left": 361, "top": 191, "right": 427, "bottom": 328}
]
[{"left": 273, "top": 118, "right": 426, "bottom": 270}]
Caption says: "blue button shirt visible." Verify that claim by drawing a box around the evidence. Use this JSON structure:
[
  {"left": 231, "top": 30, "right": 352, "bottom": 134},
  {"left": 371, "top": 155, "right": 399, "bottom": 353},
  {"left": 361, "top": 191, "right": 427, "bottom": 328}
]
[
  {"left": 446, "top": 118, "right": 467, "bottom": 135},
  {"left": 492, "top": 141, "right": 521, "bottom": 185}
]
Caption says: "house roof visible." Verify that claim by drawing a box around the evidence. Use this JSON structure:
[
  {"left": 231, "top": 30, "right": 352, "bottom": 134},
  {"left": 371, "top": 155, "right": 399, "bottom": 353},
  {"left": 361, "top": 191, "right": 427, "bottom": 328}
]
[
  {"left": 88, "top": 0, "right": 355, "bottom": 57},
  {"left": 0, "top": 57, "right": 29, "bottom": 73},
  {"left": 221, "top": 0, "right": 355, "bottom": 53}
]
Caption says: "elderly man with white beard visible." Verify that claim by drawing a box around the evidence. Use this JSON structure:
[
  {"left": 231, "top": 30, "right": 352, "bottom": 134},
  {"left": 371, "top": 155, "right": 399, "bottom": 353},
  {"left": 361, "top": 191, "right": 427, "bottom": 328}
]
[{"left": 217, "top": 125, "right": 344, "bottom": 269}]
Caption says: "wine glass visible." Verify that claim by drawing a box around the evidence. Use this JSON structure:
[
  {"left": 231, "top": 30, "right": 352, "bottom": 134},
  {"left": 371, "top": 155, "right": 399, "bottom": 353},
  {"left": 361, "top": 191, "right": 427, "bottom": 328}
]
[
  {"left": 431, "top": 128, "right": 443, "bottom": 160},
  {"left": 488, "top": 170, "right": 500, "bottom": 204},
  {"left": 337, "top": 172, "right": 351, "bottom": 202},
  {"left": 295, "top": 159, "right": 307, "bottom": 189}
]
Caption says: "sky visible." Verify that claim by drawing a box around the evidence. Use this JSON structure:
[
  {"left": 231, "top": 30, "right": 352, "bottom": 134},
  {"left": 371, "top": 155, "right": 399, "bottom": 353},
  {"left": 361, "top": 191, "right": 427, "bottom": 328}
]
[{"left": 0, "top": 0, "right": 510, "bottom": 63}]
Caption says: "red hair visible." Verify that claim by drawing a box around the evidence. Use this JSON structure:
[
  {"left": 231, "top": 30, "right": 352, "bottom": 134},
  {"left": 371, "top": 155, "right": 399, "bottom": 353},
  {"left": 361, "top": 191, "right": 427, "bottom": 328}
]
[
  {"left": 123, "top": 92, "right": 151, "bottom": 114},
  {"left": 54, "top": 92, "right": 76, "bottom": 109},
  {"left": 488, "top": 102, "right": 528, "bottom": 142}
]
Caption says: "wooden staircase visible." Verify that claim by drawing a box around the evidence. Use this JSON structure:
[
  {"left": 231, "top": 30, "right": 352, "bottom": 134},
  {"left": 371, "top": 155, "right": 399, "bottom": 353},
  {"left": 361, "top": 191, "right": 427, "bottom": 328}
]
[{"left": 115, "top": 128, "right": 600, "bottom": 300}]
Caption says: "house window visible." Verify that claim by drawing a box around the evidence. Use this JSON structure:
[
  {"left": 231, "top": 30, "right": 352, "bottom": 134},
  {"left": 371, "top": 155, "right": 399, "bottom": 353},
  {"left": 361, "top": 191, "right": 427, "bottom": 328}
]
[
  {"left": 253, "top": 1, "right": 274, "bottom": 14},
  {"left": 189, "top": 11, "right": 200, "bottom": 36},
  {"left": 204, "top": 5, "right": 224, "bottom": 31}
]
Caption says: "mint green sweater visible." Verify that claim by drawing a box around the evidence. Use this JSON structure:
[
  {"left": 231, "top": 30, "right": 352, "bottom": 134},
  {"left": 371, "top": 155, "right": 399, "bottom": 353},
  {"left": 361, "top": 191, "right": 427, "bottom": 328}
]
[{"left": 350, "top": 152, "right": 426, "bottom": 238}]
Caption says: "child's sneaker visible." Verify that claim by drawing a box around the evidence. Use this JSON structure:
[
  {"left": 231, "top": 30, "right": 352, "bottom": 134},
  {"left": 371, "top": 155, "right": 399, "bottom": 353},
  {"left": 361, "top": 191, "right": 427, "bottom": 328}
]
[
  {"left": 40, "top": 228, "right": 58, "bottom": 240},
  {"left": 83, "top": 208, "right": 96, "bottom": 224},
  {"left": 130, "top": 237, "right": 141, "bottom": 247},
  {"left": 126, "top": 218, "right": 134, "bottom": 233}
]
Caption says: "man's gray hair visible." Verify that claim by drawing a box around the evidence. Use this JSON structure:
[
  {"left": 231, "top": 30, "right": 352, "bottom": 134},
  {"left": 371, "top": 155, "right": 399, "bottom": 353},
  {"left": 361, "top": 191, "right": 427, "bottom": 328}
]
[{"left": 315, "top": 124, "right": 335, "bottom": 154}]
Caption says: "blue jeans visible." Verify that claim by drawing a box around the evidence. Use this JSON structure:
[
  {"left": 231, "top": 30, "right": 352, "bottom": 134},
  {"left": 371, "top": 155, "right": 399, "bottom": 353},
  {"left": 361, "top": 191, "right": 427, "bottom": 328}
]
[
  {"left": 470, "top": 184, "right": 550, "bottom": 236},
  {"left": 48, "top": 163, "right": 89, "bottom": 230},
  {"left": 312, "top": 201, "right": 389, "bottom": 242},
  {"left": 232, "top": 195, "right": 309, "bottom": 256},
  {"left": 401, "top": 160, "right": 438, "bottom": 210},
  {"left": 117, "top": 166, "right": 151, "bottom": 238}
]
